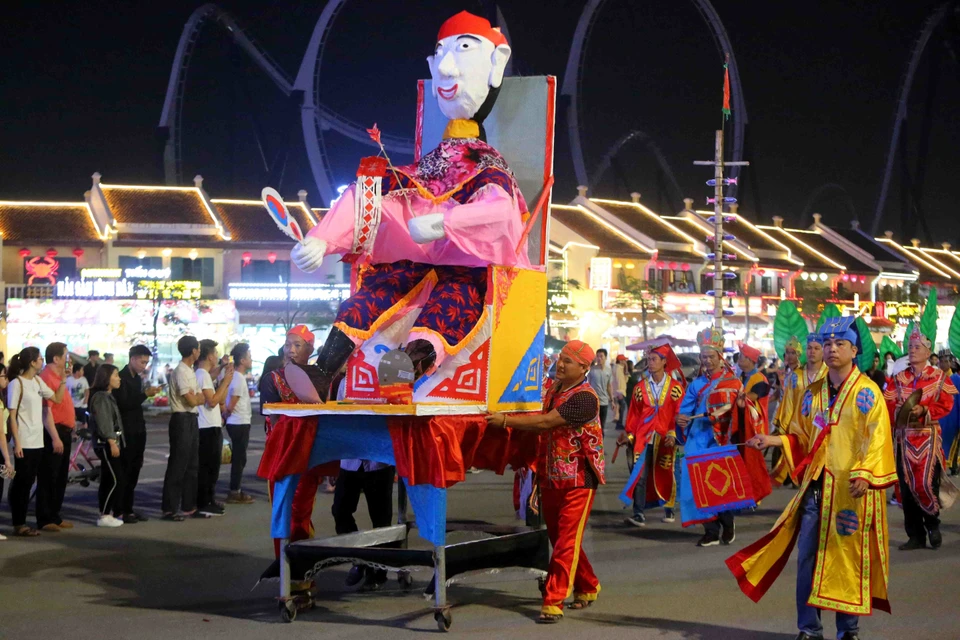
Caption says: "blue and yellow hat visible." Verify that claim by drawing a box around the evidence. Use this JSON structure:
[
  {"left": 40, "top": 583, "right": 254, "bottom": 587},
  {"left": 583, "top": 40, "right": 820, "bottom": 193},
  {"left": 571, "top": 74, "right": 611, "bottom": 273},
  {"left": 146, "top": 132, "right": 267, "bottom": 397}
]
[
  {"left": 807, "top": 333, "right": 823, "bottom": 346},
  {"left": 818, "top": 316, "right": 860, "bottom": 350}
]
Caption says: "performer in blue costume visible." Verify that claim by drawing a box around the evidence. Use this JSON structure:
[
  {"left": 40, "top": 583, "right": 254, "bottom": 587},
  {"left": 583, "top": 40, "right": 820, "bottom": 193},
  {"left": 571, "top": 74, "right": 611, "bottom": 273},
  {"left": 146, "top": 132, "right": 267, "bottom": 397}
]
[
  {"left": 675, "top": 327, "right": 743, "bottom": 547},
  {"left": 939, "top": 350, "right": 960, "bottom": 474}
]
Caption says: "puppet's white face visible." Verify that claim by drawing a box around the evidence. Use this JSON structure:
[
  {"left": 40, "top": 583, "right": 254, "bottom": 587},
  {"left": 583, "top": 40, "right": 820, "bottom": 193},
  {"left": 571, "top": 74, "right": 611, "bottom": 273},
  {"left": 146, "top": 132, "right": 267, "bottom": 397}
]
[{"left": 427, "top": 34, "right": 510, "bottom": 121}]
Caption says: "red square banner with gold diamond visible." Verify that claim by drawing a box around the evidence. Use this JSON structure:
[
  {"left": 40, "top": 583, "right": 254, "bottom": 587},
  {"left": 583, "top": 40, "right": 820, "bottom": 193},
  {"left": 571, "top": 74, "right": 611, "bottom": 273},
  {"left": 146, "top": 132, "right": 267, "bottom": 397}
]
[{"left": 685, "top": 445, "right": 757, "bottom": 516}]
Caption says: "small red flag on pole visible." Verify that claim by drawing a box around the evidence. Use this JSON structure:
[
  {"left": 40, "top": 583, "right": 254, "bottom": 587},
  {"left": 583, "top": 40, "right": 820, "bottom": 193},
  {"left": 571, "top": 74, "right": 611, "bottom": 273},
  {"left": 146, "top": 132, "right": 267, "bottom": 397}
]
[{"left": 722, "top": 54, "right": 731, "bottom": 120}]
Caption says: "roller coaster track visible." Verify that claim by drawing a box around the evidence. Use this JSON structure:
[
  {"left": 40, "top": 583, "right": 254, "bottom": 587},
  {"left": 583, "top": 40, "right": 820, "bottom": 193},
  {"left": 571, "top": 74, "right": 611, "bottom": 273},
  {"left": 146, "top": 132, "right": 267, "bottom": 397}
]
[
  {"left": 588, "top": 130, "right": 684, "bottom": 204},
  {"left": 562, "top": 0, "right": 747, "bottom": 199},
  {"left": 158, "top": 2, "right": 414, "bottom": 204},
  {"left": 871, "top": 1, "right": 958, "bottom": 235}
]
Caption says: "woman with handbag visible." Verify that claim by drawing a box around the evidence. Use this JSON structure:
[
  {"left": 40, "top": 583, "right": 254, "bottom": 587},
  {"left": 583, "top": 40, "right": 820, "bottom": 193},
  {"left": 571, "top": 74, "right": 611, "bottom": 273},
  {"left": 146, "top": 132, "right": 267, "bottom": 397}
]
[{"left": 88, "top": 364, "right": 126, "bottom": 528}]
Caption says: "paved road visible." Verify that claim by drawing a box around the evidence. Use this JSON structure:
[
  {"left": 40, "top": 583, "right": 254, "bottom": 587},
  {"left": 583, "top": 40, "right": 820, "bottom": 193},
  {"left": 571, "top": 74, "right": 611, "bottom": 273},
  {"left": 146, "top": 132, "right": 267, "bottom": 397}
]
[{"left": 1, "top": 414, "right": 958, "bottom": 639}]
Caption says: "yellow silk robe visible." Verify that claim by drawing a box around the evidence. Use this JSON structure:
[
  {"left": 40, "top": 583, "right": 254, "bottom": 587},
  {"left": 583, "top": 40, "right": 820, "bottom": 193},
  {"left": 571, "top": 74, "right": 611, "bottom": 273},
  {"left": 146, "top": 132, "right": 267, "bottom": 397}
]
[
  {"left": 727, "top": 368, "right": 897, "bottom": 615},
  {"left": 772, "top": 362, "right": 828, "bottom": 483}
]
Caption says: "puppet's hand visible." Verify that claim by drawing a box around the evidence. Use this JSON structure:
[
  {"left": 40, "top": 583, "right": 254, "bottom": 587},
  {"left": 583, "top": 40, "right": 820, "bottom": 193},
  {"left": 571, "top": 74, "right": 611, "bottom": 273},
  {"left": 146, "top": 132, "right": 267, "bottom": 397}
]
[
  {"left": 408, "top": 214, "right": 446, "bottom": 244},
  {"left": 291, "top": 236, "right": 327, "bottom": 273}
]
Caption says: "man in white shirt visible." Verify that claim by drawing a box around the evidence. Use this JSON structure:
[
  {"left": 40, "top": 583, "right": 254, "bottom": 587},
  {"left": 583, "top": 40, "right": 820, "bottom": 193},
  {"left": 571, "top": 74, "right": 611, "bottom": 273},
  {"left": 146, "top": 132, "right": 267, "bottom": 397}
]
[
  {"left": 66, "top": 363, "right": 90, "bottom": 426},
  {"left": 195, "top": 339, "right": 234, "bottom": 517},
  {"left": 224, "top": 343, "right": 254, "bottom": 505},
  {"left": 161, "top": 336, "right": 205, "bottom": 520}
]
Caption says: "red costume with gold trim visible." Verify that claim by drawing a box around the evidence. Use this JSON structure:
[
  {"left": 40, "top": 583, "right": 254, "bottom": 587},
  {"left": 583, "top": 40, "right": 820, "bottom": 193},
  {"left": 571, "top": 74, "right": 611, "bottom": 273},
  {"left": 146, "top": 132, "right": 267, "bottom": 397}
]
[
  {"left": 883, "top": 364, "right": 957, "bottom": 515},
  {"left": 539, "top": 377, "right": 604, "bottom": 617},
  {"left": 624, "top": 366, "right": 684, "bottom": 507}
]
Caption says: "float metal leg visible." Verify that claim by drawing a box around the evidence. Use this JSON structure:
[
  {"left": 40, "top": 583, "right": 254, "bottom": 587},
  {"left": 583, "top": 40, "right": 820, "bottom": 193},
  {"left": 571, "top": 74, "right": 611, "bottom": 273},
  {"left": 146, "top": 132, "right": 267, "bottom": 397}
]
[
  {"left": 434, "top": 544, "right": 447, "bottom": 609},
  {"left": 279, "top": 538, "right": 291, "bottom": 599}
]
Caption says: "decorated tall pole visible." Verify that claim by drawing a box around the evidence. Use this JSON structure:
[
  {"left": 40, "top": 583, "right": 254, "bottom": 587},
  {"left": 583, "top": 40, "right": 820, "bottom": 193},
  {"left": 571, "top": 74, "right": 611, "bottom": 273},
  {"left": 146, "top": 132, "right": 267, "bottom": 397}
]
[{"left": 694, "top": 55, "right": 749, "bottom": 333}]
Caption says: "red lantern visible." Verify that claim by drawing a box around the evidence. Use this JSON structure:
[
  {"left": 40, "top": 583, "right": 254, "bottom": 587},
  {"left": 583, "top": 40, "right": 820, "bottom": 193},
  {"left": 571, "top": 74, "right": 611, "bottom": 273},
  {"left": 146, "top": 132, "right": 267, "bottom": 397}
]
[
  {"left": 242, "top": 251, "right": 252, "bottom": 266},
  {"left": 267, "top": 251, "right": 277, "bottom": 264},
  {"left": 681, "top": 263, "right": 690, "bottom": 271},
  {"left": 669, "top": 261, "right": 678, "bottom": 270},
  {"left": 657, "top": 261, "right": 666, "bottom": 269},
  {"left": 842, "top": 274, "right": 849, "bottom": 282},
  {"left": 860, "top": 275, "right": 867, "bottom": 283},
  {"left": 73, "top": 247, "right": 84, "bottom": 259},
  {"left": 19, "top": 248, "right": 30, "bottom": 258},
  {"left": 46, "top": 248, "right": 58, "bottom": 258},
  {"left": 757, "top": 269, "right": 765, "bottom": 276}
]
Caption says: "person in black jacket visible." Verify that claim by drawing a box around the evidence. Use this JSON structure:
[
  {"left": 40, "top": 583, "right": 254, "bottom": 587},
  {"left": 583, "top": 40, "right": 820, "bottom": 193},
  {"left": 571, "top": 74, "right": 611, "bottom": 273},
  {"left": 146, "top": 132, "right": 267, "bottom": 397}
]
[{"left": 112, "top": 345, "right": 162, "bottom": 523}]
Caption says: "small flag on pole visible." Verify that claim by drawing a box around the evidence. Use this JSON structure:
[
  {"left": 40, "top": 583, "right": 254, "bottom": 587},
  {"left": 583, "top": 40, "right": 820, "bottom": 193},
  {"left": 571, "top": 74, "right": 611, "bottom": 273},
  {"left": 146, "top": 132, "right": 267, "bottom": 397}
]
[{"left": 722, "top": 54, "right": 731, "bottom": 120}]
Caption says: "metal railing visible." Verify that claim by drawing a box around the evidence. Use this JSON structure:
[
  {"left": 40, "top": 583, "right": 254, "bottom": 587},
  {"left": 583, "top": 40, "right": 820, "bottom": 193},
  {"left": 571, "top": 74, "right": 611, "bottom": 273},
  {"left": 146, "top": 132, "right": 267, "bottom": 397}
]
[{"left": 3, "top": 284, "right": 55, "bottom": 302}]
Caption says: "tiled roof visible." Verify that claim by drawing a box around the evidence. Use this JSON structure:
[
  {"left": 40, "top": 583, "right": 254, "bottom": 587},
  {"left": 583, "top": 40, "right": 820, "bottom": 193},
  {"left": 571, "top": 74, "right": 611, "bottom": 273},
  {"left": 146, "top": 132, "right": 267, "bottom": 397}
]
[
  {"left": 758, "top": 226, "right": 867, "bottom": 272},
  {"left": 589, "top": 199, "right": 702, "bottom": 248},
  {"left": 100, "top": 185, "right": 218, "bottom": 226},
  {"left": 876, "top": 238, "right": 954, "bottom": 282},
  {"left": 550, "top": 205, "right": 653, "bottom": 258},
  {"left": 693, "top": 210, "right": 799, "bottom": 261},
  {"left": 665, "top": 216, "right": 757, "bottom": 263},
  {"left": 834, "top": 229, "right": 911, "bottom": 264},
  {"left": 901, "top": 246, "right": 960, "bottom": 279},
  {"left": 0, "top": 201, "right": 104, "bottom": 243},
  {"left": 213, "top": 199, "right": 317, "bottom": 245},
  {"left": 311, "top": 208, "right": 328, "bottom": 220}
]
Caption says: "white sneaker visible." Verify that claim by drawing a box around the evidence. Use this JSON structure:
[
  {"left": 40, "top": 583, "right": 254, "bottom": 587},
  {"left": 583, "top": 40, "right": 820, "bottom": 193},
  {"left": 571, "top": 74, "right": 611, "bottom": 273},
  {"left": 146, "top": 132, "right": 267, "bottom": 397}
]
[
  {"left": 0, "top": 532, "right": 6, "bottom": 540},
  {"left": 97, "top": 515, "right": 124, "bottom": 528}
]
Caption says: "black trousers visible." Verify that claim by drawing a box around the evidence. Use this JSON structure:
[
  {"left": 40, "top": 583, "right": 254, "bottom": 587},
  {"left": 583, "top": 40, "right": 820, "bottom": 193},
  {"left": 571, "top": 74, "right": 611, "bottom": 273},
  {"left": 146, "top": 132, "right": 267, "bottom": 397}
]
[
  {"left": 96, "top": 445, "right": 127, "bottom": 516},
  {"left": 225, "top": 424, "right": 250, "bottom": 492},
  {"left": 897, "top": 454, "right": 941, "bottom": 541},
  {"left": 703, "top": 510, "right": 735, "bottom": 537},
  {"left": 332, "top": 465, "right": 395, "bottom": 535},
  {"left": 598, "top": 405, "right": 609, "bottom": 434},
  {"left": 161, "top": 413, "right": 199, "bottom": 514},
  {"left": 197, "top": 427, "right": 223, "bottom": 509},
  {"left": 9, "top": 448, "right": 43, "bottom": 527},
  {"left": 37, "top": 424, "right": 72, "bottom": 527},
  {"left": 119, "top": 429, "right": 146, "bottom": 515}
]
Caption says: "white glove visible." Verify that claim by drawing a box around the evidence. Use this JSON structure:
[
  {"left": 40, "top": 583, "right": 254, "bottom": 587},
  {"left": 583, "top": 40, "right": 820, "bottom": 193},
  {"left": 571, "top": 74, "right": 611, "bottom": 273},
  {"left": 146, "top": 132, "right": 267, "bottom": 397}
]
[
  {"left": 407, "top": 213, "right": 446, "bottom": 244},
  {"left": 290, "top": 236, "right": 327, "bottom": 273}
]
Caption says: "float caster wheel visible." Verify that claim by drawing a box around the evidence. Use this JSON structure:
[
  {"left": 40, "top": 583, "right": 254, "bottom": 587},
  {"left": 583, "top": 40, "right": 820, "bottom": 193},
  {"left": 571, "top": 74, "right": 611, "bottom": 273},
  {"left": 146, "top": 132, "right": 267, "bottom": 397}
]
[
  {"left": 435, "top": 609, "right": 452, "bottom": 632},
  {"left": 80, "top": 479, "right": 90, "bottom": 488},
  {"left": 398, "top": 571, "right": 414, "bottom": 589},
  {"left": 279, "top": 600, "right": 297, "bottom": 623}
]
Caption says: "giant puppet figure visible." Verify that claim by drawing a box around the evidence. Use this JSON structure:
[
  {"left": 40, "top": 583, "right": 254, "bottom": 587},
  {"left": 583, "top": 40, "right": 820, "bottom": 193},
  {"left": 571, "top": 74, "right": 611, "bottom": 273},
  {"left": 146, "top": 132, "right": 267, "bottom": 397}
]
[
  {"left": 290, "top": 11, "right": 528, "bottom": 400},
  {"left": 884, "top": 323, "right": 957, "bottom": 551}
]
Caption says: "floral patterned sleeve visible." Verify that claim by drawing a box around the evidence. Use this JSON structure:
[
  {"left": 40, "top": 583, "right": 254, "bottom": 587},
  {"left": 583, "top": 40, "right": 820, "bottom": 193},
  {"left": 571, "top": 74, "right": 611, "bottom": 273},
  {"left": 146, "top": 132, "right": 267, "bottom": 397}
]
[{"left": 556, "top": 391, "right": 600, "bottom": 426}]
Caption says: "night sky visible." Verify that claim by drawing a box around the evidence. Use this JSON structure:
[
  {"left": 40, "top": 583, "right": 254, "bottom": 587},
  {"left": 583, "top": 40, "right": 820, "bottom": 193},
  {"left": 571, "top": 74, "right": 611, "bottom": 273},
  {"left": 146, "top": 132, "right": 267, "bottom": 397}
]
[{"left": 3, "top": 1, "right": 958, "bottom": 242}]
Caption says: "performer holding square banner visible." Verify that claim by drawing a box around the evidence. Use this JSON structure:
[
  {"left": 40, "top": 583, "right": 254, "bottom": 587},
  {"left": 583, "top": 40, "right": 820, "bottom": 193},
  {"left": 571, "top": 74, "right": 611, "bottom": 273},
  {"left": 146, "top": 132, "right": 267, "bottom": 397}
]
[{"left": 675, "top": 327, "right": 754, "bottom": 547}]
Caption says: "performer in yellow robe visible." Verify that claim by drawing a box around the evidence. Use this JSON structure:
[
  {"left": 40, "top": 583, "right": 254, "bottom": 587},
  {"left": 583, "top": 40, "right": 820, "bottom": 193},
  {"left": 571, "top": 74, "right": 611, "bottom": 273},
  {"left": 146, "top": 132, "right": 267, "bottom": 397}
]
[
  {"left": 772, "top": 334, "right": 829, "bottom": 484},
  {"left": 727, "top": 317, "right": 896, "bottom": 640}
]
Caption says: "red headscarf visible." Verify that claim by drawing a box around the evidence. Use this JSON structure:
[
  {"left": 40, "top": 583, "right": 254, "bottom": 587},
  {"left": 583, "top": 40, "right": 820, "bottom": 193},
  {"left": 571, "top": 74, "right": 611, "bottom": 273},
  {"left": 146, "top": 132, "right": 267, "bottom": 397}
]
[
  {"left": 437, "top": 11, "right": 509, "bottom": 47},
  {"left": 739, "top": 343, "right": 761, "bottom": 363},
  {"left": 287, "top": 324, "right": 315, "bottom": 347},
  {"left": 561, "top": 340, "right": 595, "bottom": 367}
]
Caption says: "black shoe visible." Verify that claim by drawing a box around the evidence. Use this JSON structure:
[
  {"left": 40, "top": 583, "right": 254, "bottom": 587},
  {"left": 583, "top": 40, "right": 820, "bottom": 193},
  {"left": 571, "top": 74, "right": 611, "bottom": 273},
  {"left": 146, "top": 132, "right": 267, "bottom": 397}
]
[
  {"left": 697, "top": 533, "right": 720, "bottom": 547},
  {"left": 898, "top": 537, "right": 926, "bottom": 551},
  {"left": 131, "top": 511, "right": 149, "bottom": 522},
  {"left": 313, "top": 327, "right": 356, "bottom": 401},
  {"left": 345, "top": 565, "right": 366, "bottom": 587},
  {"left": 838, "top": 633, "right": 860, "bottom": 640},
  {"left": 795, "top": 634, "right": 824, "bottom": 640},
  {"left": 929, "top": 528, "right": 942, "bottom": 549},
  {"left": 721, "top": 521, "right": 736, "bottom": 545},
  {"left": 199, "top": 503, "right": 225, "bottom": 517},
  {"left": 121, "top": 513, "right": 139, "bottom": 524},
  {"left": 403, "top": 339, "right": 437, "bottom": 381}
]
